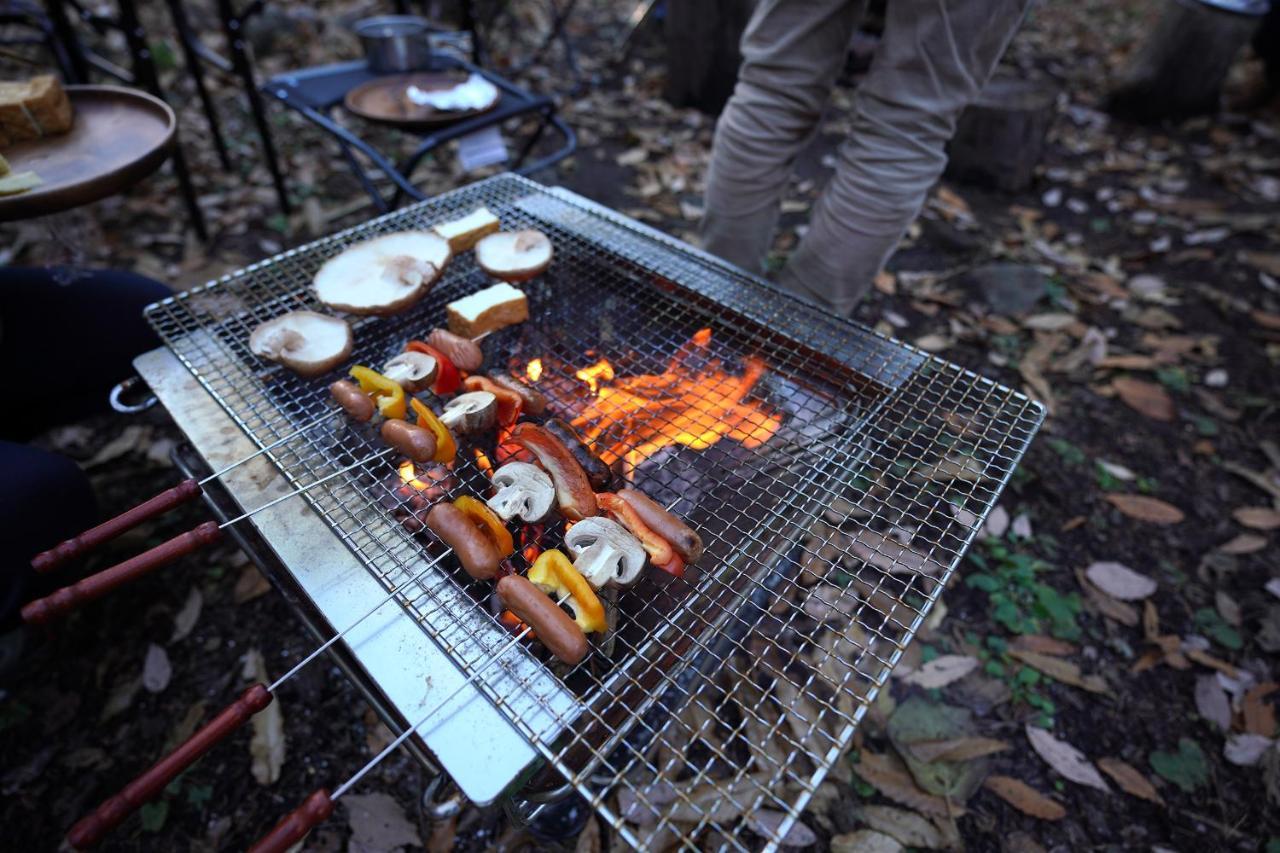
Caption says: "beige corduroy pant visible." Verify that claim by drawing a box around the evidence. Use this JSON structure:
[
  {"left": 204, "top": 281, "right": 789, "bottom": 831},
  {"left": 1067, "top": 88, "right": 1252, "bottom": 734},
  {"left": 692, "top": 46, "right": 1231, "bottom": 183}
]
[{"left": 700, "top": 0, "right": 1032, "bottom": 315}]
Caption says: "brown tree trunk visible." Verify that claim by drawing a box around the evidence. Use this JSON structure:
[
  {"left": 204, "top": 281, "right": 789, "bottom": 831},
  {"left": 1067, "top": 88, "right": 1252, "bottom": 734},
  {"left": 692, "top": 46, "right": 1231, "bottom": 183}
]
[
  {"left": 663, "top": 0, "right": 754, "bottom": 114},
  {"left": 946, "top": 77, "right": 1058, "bottom": 193}
]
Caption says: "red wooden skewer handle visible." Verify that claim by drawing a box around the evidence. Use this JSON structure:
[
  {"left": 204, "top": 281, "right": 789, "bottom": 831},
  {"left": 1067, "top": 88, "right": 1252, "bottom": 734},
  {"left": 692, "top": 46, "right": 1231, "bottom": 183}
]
[
  {"left": 65, "top": 684, "right": 274, "bottom": 850},
  {"left": 31, "top": 479, "right": 203, "bottom": 573},
  {"left": 21, "top": 521, "right": 222, "bottom": 626},
  {"left": 247, "top": 789, "right": 335, "bottom": 853}
]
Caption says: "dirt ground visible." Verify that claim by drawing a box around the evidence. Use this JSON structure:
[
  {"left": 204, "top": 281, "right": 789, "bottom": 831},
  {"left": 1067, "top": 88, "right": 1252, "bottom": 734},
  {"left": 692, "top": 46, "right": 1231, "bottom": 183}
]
[{"left": 2, "top": 0, "right": 1279, "bottom": 851}]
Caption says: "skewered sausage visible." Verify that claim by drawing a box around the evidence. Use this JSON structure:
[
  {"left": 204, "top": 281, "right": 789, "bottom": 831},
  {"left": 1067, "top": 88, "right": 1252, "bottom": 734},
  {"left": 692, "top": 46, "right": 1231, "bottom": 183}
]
[
  {"left": 427, "top": 328, "right": 484, "bottom": 373},
  {"left": 426, "top": 502, "right": 503, "bottom": 580},
  {"left": 497, "top": 574, "right": 589, "bottom": 665},
  {"left": 380, "top": 420, "right": 438, "bottom": 463},
  {"left": 487, "top": 373, "right": 547, "bottom": 416},
  {"left": 544, "top": 418, "right": 611, "bottom": 491},
  {"left": 329, "top": 380, "right": 375, "bottom": 422},
  {"left": 509, "top": 423, "right": 598, "bottom": 520},
  {"left": 616, "top": 488, "right": 704, "bottom": 564}
]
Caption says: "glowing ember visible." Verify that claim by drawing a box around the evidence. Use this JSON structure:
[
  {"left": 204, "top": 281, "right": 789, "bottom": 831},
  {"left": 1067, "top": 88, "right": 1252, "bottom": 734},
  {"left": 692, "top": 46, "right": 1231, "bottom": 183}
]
[
  {"left": 575, "top": 358, "right": 615, "bottom": 395},
  {"left": 569, "top": 329, "right": 783, "bottom": 480},
  {"left": 398, "top": 460, "right": 430, "bottom": 491},
  {"left": 526, "top": 358, "right": 543, "bottom": 382},
  {"left": 473, "top": 448, "right": 494, "bottom": 478}
]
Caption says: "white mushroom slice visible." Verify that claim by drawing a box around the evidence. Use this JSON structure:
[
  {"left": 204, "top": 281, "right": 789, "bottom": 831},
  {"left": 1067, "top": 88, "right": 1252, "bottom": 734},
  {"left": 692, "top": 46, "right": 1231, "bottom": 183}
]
[
  {"left": 382, "top": 351, "right": 438, "bottom": 392},
  {"left": 487, "top": 462, "right": 555, "bottom": 524},
  {"left": 564, "top": 517, "right": 647, "bottom": 589},
  {"left": 439, "top": 391, "right": 496, "bottom": 434},
  {"left": 474, "top": 230, "right": 553, "bottom": 281},
  {"left": 248, "top": 310, "right": 352, "bottom": 378},
  {"left": 313, "top": 231, "right": 452, "bottom": 315}
]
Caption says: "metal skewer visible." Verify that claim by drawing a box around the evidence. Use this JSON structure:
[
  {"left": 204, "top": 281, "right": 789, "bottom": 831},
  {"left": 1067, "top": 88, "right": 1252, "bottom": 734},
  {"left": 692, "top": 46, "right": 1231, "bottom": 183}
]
[
  {"left": 20, "top": 447, "right": 396, "bottom": 626},
  {"left": 31, "top": 408, "right": 345, "bottom": 573}
]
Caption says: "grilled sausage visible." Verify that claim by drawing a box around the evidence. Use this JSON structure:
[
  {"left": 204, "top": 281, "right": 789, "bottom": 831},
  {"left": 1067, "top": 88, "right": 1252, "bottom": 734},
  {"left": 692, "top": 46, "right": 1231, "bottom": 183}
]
[
  {"left": 509, "top": 423, "right": 598, "bottom": 520},
  {"left": 329, "top": 380, "right": 375, "bottom": 422},
  {"left": 616, "top": 488, "right": 704, "bottom": 564},
  {"left": 487, "top": 372, "right": 548, "bottom": 416},
  {"left": 426, "top": 502, "right": 502, "bottom": 580},
  {"left": 544, "top": 418, "right": 611, "bottom": 491},
  {"left": 380, "top": 419, "right": 437, "bottom": 463},
  {"left": 428, "top": 328, "right": 484, "bottom": 373},
  {"left": 497, "top": 574, "right": 589, "bottom": 665}
]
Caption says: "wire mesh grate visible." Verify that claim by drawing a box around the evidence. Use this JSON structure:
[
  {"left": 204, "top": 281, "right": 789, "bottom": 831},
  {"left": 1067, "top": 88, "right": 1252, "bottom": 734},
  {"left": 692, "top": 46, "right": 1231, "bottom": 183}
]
[{"left": 144, "top": 174, "right": 1043, "bottom": 851}]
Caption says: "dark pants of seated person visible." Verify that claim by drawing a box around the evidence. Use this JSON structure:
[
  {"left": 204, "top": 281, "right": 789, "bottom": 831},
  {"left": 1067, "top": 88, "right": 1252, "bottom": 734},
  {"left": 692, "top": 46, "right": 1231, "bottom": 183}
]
[{"left": 0, "top": 267, "right": 170, "bottom": 627}]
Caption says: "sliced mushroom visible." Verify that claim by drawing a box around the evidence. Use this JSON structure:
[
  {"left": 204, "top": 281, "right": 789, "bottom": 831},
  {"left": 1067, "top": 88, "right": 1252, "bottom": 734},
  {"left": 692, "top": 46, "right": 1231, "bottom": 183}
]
[
  {"left": 248, "top": 310, "right": 352, "bottom": 377},
  {"left": 487, "top": 462, "right": 555, "bottom": 523},
  {"left": 564, "top": 516, "right": 647, "bottom": 589},
  {"left": 314, "top": 231, "right": 451, "bottom": 315},
  {"left": 382, "top": 351, "right": 438, "bottom": 392},
  {"left": 439, "top": 391, "right": 497, "bottom": 434},
  {"left": 474, "top": 230, "right": 553, "bottom": 281}
]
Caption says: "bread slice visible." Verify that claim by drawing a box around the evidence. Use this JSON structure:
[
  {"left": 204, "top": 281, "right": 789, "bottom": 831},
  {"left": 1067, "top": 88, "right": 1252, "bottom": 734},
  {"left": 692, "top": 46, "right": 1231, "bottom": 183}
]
[
  {"left": 446, "top": 282, "right": 529, "bottom": 338},
  {"left": 24, "top": 75, "right": 73, "bottom": 135},
  {"left": 0, "top": 171, "right": 42, "bottom": 195},
  {"left": 433, "top": 207, "right": 500, "bottom": 252}
]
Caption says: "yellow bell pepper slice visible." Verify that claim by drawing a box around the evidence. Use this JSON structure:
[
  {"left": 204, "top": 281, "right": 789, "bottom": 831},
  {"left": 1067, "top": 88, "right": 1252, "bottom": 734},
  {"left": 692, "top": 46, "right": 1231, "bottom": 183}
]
[
  {"left": 348, "top": 365, "right": 406, "bottom": 420},
  {"left": 410, "top": 398, "right": 458, "bottom": 464},
  {"left": 528, "top": 549, "right": 607, "bottom": 634},
  {"left": 453, "top": 495, "right": 514, "bottom": 557}
]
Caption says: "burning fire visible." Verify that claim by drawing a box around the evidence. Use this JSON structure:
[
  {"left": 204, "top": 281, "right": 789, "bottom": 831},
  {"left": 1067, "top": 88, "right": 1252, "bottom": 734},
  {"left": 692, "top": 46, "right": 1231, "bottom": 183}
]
[
  {"left": 543, "top": 328, "right": 783, "bottom": 480},
  {"left": 473, "top": 448, "right": 495, "bottom": 478},
  {"left": 398, "top": 460, "right": 430, "bottom": 491},
  {"left": 526, "top": 358, "right": 543, "bottom": 382}
]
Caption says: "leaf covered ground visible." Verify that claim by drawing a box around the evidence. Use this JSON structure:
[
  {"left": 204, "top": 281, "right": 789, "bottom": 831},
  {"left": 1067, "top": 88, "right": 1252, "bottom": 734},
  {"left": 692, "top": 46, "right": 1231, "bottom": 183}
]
[{"left": 2, "top": 0, "right": 1279, "bottom": 850}]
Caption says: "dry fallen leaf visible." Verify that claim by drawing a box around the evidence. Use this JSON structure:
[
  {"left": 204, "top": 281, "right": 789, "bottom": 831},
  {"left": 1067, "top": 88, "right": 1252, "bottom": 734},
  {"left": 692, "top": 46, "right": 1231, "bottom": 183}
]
[
  {"left": 1010, "top": 635, "right": 1076, "bottom": 656},
  {"left": 853, "top": 753, "right": 964, "bottom": 818},
  {"left": 1008, "top": 649, "right": 1109, "bottom": 694},
  {"left": 907, "top": 736, "right": 1010, "bottom": 764},
  {"left": 1243, "top": 683, "right": 1278, "bottom": 736},
  {"left": 1025, "top": 725, "right": 1110, "bottom": 792},
  {"left": 857, "top": 805, "right": 943, "bottom": 849},
  {"left": 343, "top": 792, "right": 422, "bottom": 851},
  {"left": 1233, "top": 507, "right": 1280, "bottom": 531},
  {"left": 169, "top": 587, "right": 203, "bottom": 644},
  {"left": 1217, "top": 533, "right": 1268, "bottom": 555},
  {"left": 984, "top": 775, "right": 1066, "bottom": 820},
  {"left": 1112, "top": 377, "right": 1175, "bottom": 421},
  {"left": 1194, "top": 675, "right": 1232, "bottom": 730},
  {"left": 1105, "top": 494, "right": 1185, "bottom": 524},
  {"left": 142, "top": 644, "right": 172, "bottom": 694},
  {"left": 1076, "top": 568, "right": 1141, "bottom": 626},
  {"left": 746, "top": 809, "right": 817, "bottom": 848},
  {"left": 901, "top": 655, "right": 979, "bottom": 689},
  {"left": 849, "top": 529, "right": 948, "bottom": 577},
  {"left": 242, "top": 649, "right": 285, "bottom": 785},
  {"left": 1084, "top": 561, "right": 1158, "bottom": 601},
  {"left": 1096, "top": 757, "right": 1164, "bottom": 805},
  {"left": 1223, "top": 734, "right": 1275, "bottom": 767},
  {"left": 234, "top": 565, "right": 273, "bottom": 603}
]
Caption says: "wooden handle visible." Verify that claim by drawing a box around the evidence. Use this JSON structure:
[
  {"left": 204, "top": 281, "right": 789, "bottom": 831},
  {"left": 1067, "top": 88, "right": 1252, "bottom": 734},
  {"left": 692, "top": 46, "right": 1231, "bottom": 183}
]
[
  {"left": 21, "top": 521, "right": 221, "bottom": 626},
  {"left": 31, "top": 479, "right": 202, "bottom": 573},
  {"left": 66, "top": 684, "right": 273, "bottom": 850},
  {"left": 247, "top": 789, "right": 334, "bottom": 853}
]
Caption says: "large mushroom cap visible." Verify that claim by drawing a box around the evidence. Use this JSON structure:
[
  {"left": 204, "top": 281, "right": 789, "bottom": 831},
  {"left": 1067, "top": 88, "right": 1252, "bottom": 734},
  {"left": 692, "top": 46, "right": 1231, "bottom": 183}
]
[
  {"left": 248, "top": 310, "right": 352, "bottom": 377},
  {"left": 314, "top": 232, "right": 452, "bottom": 315},
  {"left": 565, "top": 516, "right": 647, "bottom": 589},
  {"left": 474, "top": 230, "right": 553, "bottom": 282}
]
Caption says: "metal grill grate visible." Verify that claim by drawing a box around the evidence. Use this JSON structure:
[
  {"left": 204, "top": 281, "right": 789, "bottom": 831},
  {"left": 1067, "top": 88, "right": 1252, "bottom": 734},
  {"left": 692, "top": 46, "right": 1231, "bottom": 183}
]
[{"left": 145, "top": 174, "right": 1044, "bottom": 850}]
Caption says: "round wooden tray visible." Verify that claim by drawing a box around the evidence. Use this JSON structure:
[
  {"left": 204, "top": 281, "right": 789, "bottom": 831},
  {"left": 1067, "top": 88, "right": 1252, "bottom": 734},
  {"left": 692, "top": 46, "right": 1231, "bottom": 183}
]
[
  {"left": 344, "top": 72, "right": 500, "bottom": 131},
  {"left": 0, "top": 85, "right": 176, "bottom": 222}
]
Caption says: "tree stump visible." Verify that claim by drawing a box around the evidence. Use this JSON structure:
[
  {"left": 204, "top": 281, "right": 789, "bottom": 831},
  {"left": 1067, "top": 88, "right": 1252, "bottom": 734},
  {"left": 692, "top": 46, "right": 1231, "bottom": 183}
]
[
  {"left": 1106, "top": 0, "right": 1264, "bottom": 122},
  {"left": 945, "top": 77, "right": 1058, "bottom": 193},
  {"left": 663, "top": 0, "right": 754, "bottom": 114}
]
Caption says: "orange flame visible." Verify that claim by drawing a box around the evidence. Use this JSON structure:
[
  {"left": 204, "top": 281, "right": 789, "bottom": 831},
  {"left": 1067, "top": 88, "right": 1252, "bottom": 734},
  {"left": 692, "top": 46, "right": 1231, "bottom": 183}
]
[
  {"left": 398, "top": 460, "right": 430, "bottom": 491},
  {"left": 569, "top": 329, "right": 783, "bottom": 480},
  {"left": 526, "top": 358, "right": 543, "bottom": 382},
  {"left": 575, "top": 358, "right": 615, "bottom": 395},
  {"left": 473, "top": 448, "right": 494, "bottom": 479}
]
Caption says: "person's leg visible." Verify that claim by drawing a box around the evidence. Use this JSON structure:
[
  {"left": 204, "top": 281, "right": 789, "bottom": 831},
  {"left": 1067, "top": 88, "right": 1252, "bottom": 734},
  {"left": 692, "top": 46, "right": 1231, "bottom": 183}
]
[
  {"left": 700, "top": 0, "right": 865, "bottom": 276},
  {"left": 0, "top": 267, "right": 170, "bottom": 441},
  {"left": 780, "top": 0, "right": 1031, "bottom": 315},
  {"left": 0, "top": 442, "right": 97, "bottom": 627}
]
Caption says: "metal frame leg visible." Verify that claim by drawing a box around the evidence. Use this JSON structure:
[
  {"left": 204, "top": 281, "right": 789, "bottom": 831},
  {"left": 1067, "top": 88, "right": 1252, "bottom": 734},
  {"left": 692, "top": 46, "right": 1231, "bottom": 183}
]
[
  {"left": 43, "top": 0, "right": 90, "bottom": 81},
  {"left": 116, "top": 0, "right": 208, "bottom": 241},
  {"left": 165, "top": 0, "right": 232, "bottom": 170},
  {"left": 217, "top": 0, "right": 292, "bottom": 215}
]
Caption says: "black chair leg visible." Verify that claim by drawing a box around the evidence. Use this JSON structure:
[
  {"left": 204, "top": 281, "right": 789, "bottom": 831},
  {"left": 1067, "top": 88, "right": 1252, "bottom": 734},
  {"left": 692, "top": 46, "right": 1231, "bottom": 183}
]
[
  {"left": 217, "top": 0, "right": 292, "bottom": 215},
  {"left": 44, "top": 0, "right": 90, "bottom": 82},
  {"left": 165, "top": 0, "right": 233, "bottom": 170},
  {"left": 117, "top": 0, "right": 209, "bottom": 240}
]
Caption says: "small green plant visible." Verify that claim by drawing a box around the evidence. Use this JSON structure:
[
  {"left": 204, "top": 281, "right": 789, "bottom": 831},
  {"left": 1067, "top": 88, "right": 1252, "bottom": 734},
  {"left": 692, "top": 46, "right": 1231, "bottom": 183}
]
[
  {"left": 1150, "top": 738, "right": 1209, "bottom": 792},
  {"left": 974, "top": 635, "right": 1055, "bottom": 727},
  {"left": 1155, "top": 367, "right": 1190, "bottom": 394},
  {"left": 966, "top": 540, "right": 1082, "bottom": 640},
  {"left": 1045, "top": 438, "right": 1087, "bottom": 468},
  {"left": 1194, "top": 607, "right": 1243, "bottom": 650}
]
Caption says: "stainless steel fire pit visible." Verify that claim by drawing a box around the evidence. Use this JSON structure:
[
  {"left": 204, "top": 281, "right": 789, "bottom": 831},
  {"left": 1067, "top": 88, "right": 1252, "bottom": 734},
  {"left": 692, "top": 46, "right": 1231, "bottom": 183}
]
[{"left": 141, "top": 174, "right": 1044, "bottom": 849}]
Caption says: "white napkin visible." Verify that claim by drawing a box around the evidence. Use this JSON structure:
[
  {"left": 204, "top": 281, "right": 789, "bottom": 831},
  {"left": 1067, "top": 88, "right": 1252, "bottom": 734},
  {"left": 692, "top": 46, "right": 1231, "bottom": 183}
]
[{"left": 406, "top": 74, "right": 499, "bottom": 111}]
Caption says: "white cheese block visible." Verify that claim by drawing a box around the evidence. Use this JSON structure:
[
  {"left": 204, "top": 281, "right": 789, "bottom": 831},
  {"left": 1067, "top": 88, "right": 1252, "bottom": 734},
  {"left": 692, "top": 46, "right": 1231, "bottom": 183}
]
[
  {"left": 446, "top": 282, "right": 529, "bottom": 338},
  {"left": 433, "top": 207, "right": 501, "bottom": 252}
]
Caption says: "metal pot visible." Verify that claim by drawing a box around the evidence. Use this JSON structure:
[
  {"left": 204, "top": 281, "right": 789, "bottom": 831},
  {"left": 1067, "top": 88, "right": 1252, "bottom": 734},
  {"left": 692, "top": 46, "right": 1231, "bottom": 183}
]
[{"left": 354, "top": 15, "right": 433, "bottom": 74}]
